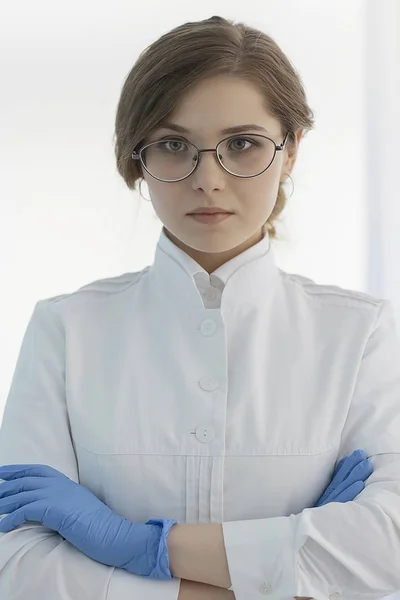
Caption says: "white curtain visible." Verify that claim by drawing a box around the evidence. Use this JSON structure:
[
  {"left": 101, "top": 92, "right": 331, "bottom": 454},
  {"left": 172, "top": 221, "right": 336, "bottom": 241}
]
[{"left": 365, "top": 0, "right": 400, "bottom": 333}]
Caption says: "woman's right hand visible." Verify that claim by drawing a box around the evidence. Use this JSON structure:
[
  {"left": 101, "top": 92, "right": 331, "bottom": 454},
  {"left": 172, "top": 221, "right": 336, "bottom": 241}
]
[{"left": 315, "top": 449, "right": 373, "bottom": 507}]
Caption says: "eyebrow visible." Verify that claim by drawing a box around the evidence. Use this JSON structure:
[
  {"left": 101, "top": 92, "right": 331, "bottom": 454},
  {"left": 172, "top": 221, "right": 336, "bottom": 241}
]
[{"left": 157, "top": 122, "right": 271, "bottom": 135}]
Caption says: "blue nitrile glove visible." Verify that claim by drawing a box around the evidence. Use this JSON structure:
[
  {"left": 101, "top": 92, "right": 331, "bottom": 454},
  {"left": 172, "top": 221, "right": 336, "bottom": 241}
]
[
  {"left": 315, "top": 449, "right": 373, "bottom": 507},
  {"left": 0, "top": 464, "right": 178, "bottom": 579}
]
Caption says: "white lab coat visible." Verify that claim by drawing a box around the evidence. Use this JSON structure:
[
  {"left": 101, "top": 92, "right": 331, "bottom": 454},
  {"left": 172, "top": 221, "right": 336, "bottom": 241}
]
[{"left": 1, "top": 226, "right": 400, "bottom": 600}]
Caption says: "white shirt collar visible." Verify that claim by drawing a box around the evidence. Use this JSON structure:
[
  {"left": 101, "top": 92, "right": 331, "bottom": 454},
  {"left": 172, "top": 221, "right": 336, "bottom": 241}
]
[{"left": 149, "top": 225, "right": 281, "bottom": 311}]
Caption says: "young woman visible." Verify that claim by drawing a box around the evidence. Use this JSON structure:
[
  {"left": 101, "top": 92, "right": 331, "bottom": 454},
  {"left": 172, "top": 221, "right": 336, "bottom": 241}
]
[{"left": 1, "top": 15, "right": 399, "bottom": 600}]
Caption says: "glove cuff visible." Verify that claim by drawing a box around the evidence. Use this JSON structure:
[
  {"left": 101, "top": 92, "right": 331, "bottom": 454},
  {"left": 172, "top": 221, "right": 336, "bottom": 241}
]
[{"left": 145, "top": 518, "right": 179, "bottom": 580}]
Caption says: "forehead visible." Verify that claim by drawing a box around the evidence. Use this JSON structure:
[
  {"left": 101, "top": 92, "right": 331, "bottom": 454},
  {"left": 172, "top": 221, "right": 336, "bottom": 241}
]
[{"left": 155, "top": 76, "right": 278, "bottom": 136}]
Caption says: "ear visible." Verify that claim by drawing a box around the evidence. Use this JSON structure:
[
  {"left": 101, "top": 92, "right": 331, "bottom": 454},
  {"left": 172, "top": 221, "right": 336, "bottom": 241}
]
[{"left": 281, "top": 128, "right": 303, "bottom": 181}]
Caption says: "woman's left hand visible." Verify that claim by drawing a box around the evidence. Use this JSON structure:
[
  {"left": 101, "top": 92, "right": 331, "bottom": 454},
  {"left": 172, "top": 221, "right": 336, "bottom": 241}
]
[{"left": 0, "top": 463, "right": 176, "bottom": 579}]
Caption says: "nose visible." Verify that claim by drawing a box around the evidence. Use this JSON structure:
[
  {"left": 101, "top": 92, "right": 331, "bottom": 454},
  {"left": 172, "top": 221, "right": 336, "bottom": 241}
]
[{"left": 191, "top": 149, "right": 226, "bottom": 187}]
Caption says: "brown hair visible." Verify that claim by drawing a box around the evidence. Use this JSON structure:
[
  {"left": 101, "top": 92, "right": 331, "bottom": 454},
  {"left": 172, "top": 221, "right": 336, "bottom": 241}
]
[{"left": 113, "top": 15, "right": 315, "bottom": 240}]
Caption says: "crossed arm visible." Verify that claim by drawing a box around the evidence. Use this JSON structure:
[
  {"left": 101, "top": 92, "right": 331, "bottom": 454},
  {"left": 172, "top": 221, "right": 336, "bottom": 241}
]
[{"left": 167, "top": 523, "right": 312, "bottom": 599}]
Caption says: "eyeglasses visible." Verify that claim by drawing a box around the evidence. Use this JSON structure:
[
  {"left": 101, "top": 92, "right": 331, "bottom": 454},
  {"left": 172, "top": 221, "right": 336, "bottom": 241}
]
[{"left": 131, "top": 131, "right": 289, "bottom": 182}]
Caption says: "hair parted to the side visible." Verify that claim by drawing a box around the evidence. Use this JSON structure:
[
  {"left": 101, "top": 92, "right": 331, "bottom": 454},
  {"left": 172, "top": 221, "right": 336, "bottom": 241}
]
[{"left": 113, "top": 15, "right": 315, "bottom": 240}]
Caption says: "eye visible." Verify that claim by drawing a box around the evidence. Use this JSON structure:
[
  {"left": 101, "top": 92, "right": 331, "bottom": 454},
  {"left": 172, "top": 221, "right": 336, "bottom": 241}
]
[
  {"left": 228, "top": 137, "right": 258, "bottom": 151},
  {"left": 160, "top": 139, "right": 189, "bottom": 152}
]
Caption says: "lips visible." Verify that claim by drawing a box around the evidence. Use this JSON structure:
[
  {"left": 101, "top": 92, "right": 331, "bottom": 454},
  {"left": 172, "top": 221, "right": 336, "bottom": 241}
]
[
  {"left": 188, "top": 211, "right": 232, "bottom": 215},
  {"left": 188, "top": 212, "right": 233, "bottom": 224}
]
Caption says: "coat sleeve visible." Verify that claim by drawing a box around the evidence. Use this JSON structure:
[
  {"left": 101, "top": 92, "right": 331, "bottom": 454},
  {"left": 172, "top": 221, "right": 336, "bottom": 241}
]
[
  {"left": 0, "top": 300, "right": 181, "bottom": 600},
  {"left": 222, "top": 299, "right": 400, "bottom": 600}
]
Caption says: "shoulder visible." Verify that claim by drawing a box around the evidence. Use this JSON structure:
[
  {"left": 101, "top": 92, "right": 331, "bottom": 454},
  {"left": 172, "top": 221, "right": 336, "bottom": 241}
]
[
  {"left": 33, "top": 268, "right": 149, "bottom": 326},
  {"left": 280, "top": 269, "right": 386, "bottom": 313}
]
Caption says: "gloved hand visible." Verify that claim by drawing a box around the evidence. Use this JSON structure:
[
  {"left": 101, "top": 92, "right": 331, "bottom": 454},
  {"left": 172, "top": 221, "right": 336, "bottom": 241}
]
[
  {"left": 0, "top": 463, "right": 178, "bottom": 579},
  {"left": 315, "top": 449, "right": 373, "bottom": 507}
]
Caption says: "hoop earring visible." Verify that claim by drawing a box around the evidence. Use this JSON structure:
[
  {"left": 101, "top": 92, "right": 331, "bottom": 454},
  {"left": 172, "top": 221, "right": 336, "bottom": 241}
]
[
  {"left": 281, "top": 173, "right": 294, "bottom": 199},
  {"left": 139, "top": 178, "right": 151, "bottom": 202}
]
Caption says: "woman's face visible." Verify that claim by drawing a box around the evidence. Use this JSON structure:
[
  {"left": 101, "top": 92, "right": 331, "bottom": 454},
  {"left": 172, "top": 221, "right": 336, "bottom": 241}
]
[{"left": 141, "top": 75, "right": 302, "bottom": 273}]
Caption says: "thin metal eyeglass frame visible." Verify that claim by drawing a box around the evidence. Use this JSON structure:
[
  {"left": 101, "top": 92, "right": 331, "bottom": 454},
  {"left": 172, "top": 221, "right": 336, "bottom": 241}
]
[{"left": 131, "top": 131, "right": 290, "bottom": 183}]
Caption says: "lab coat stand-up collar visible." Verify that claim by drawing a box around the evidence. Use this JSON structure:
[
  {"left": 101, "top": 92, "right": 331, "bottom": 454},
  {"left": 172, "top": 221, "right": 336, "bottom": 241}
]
[{"left": 149, "top": 225, "right": 281, "bottom": 312}]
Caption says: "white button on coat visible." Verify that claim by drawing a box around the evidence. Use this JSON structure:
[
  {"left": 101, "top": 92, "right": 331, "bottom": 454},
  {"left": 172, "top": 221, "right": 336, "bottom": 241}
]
[
  {"left": 1, "top": 225, "right": 400, "bottom": 600},
  {"left": 195, "top": 426, "right": 215, "bottom": 443},
  {"left": 259, "top": 580, "right": 272, "bottom": 594},
  {"left": 199, "top": 375, "right": 219, "bottom": 391},
  {"left": 200, "top": 318, "right": 218, "bottom": 335}
]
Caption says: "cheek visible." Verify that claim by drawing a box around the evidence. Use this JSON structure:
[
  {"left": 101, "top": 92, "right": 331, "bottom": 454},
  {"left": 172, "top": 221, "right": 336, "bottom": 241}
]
[
  {"left": 258, "top": 168, "right": 282, "bottom": 199},
  {"left": 146, "top": 186, "right": 179, "bottom": 220},
  {"left": 147, "top": 179, "right": 189, "bottom": 210},
  {"left": 144, "top": 180, "right": 164, "bottom": 205},
  {"left": 236, "top": 173, "right": 279, "bottom": 205}
]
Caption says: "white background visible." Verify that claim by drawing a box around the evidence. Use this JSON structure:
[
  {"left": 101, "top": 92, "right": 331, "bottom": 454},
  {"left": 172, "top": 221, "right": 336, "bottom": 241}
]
[{"left": 1, "top": 2, "right": 399, "bottom": 597}]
